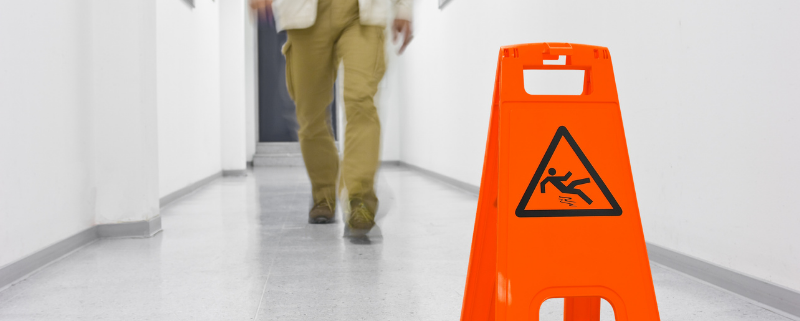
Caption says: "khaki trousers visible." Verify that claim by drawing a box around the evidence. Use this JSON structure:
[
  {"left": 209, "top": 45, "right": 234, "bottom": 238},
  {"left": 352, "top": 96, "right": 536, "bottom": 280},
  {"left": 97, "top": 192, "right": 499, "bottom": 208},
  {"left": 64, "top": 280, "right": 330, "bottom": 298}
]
[{"left": 283, "top": 0, "right": 385, "bottom": 210}]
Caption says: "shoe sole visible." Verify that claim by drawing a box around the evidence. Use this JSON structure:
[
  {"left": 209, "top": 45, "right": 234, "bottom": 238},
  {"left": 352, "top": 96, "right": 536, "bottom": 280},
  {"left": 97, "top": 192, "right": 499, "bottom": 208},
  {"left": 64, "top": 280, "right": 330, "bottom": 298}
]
[
  {"left": 346, "top": 220, "right": 375, "bottom": 233},
  {"left": 344, "top": 225, "right": 372, "bottom": 237},
  {"left": 308, "top": 217, "right": 335, "bottom": 224}
]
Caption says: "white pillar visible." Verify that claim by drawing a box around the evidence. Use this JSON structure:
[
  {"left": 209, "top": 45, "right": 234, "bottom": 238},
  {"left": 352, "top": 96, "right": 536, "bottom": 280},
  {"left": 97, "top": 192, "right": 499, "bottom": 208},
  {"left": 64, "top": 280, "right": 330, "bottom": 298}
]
[
  {"left": 245, "top": 2, "right": 259, "bottom": 163},
  {"left": 89, "top": 0, "right": 160, "bottom": 224},
  {"left": 220, "top": 0, "right": 249, "bottom": 173}
]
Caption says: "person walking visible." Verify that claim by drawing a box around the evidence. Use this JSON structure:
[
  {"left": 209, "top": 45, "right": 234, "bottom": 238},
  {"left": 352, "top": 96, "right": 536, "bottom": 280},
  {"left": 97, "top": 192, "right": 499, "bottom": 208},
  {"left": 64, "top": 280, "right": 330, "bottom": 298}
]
[{"left": 250, "top": 0, "right": 413, "bottom": 232}]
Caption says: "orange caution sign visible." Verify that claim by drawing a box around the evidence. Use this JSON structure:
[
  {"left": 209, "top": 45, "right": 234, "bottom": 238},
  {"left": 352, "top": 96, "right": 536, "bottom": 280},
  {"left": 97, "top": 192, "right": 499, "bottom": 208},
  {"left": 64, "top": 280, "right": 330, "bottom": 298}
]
[{"left": 460, "top": 43, "right": 660, "bottom": 321}]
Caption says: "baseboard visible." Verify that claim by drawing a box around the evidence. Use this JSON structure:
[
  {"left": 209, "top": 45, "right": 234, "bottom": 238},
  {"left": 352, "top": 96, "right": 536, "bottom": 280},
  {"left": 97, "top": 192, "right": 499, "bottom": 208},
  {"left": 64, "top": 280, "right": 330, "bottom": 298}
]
[
  {"left": 397, "top": 161, "right": 479, "bottom": 195},
  {"left": 399, "top": 161, "right": 799, "bottom": 319},
  {"left": 222, "top": 169, "right": 248, "bottom": 177},
  {"left": 0, "top": 227, "right": 97, "bottom": 290},
  {"left": 96, "top": 216, "right": 162, "bottom": 238},
  {"left": 380, "top": 160, "right": 401, "bottom": 167},
  {"left": 159, "top": 171, "right": 222, "bottom": 208},
  {"left": 2, "top": 171, "right": 222, "bottom": 291},
  {"left": 0, "top": 215, "right": 164, "bottom": 290},
  {"left": 647, "top": 243, "right": 800, "bottom": 319}
]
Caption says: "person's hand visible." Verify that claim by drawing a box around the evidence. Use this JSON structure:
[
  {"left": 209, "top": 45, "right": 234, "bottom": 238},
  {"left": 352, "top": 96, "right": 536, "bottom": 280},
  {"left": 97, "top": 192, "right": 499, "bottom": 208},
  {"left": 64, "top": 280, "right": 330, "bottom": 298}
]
[
  {"left": 250, "top": 0, "right": 273, "bottom": 20},
  {"left": 392, "top": 19, "right": 413, "bottom": 54}
]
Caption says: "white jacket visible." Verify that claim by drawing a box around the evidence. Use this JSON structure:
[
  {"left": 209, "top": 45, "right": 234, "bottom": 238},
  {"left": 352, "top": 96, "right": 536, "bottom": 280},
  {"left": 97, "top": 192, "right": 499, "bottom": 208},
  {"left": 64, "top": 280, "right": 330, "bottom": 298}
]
[{"left": 272, "top": 0, "right": 412, "bottom": 31}]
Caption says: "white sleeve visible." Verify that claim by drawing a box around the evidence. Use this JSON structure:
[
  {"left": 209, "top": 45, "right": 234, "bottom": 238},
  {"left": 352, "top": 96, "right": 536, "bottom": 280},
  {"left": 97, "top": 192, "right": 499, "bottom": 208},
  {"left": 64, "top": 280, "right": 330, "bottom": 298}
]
[{"left": 393, "top": 0, "right": 413, "bottom": 21}]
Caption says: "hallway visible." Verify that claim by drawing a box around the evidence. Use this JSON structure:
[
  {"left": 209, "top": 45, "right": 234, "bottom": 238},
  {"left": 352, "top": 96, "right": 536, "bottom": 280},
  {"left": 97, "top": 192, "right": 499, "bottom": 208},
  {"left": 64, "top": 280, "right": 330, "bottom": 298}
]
[{"left": 0, "top": 166, "right": 792, "bottom": 320}]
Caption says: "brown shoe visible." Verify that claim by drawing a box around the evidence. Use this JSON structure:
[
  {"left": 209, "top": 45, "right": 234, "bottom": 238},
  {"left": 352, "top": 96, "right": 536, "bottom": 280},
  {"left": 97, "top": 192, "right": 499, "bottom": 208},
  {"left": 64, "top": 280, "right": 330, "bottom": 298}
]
[
  {"left": 309, "top": 199, "right": 335, "bottom": 224},
  {"left": 347, "top": 198, "right": 375, "bottom": 231}
]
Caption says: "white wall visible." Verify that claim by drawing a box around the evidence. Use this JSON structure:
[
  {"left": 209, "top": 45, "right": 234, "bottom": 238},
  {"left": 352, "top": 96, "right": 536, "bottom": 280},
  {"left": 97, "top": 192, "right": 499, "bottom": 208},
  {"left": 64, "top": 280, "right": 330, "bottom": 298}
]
[
  {"left": 0, "top": 0, "right": 256, "bottom": 269},
  {"left": 393, "top": 0, "right": 800, "bottom": 292},
  {"left": 219, "top": 0, "right": 248, "bottom": 172},
  {"left": 157, "top": 0, "right": 222, "bottom": 197},
  {"left": 0, "top": 0, "right": 163, "bottom": 267},
  {"left": 0, "top": 0, "right": 94, "bottom": 268}
]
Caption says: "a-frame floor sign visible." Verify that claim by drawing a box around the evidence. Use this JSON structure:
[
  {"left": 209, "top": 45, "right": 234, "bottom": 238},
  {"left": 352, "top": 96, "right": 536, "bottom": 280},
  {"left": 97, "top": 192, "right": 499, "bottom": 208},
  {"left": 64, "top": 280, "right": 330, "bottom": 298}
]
[{"left": 460, "top": 43, "right": 661, "bottom": 321}]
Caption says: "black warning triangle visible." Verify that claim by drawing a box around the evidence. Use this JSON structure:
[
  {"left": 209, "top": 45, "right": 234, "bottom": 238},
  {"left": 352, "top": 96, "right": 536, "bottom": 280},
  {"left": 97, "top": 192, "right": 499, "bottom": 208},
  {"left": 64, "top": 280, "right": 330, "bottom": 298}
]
[{"left": 516, "top": 126, "right": 622, "bottom": 218}]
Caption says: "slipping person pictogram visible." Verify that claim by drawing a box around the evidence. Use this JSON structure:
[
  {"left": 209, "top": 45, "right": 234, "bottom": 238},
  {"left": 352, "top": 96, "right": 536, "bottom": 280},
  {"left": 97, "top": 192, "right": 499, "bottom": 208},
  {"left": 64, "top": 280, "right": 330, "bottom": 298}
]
[
  {"left": 540, "top": 168, "right": 592, "bottom": 204},
  {"left": 516, "top": 126, "right": 621, "bottom": 217}
]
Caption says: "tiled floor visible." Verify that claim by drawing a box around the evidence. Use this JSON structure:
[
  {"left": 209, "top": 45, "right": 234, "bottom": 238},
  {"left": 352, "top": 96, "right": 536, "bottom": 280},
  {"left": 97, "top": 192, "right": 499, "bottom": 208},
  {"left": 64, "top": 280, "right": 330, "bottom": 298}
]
[{"left": 0, "top": 166, "right": 793, "bottom": 320}]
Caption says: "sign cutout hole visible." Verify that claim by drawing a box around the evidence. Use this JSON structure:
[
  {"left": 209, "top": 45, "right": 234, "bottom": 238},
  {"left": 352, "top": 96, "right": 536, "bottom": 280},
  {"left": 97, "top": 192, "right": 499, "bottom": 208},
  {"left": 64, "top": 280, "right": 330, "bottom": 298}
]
[
  {"left": 543, "top": 55, "right": 567, "bottom": 65},
  {"left": 538, "top": 298, "right": 617, "bottom": 321},
  {"left": 523, "top": 69, "right": 585, "bottom": 95}
]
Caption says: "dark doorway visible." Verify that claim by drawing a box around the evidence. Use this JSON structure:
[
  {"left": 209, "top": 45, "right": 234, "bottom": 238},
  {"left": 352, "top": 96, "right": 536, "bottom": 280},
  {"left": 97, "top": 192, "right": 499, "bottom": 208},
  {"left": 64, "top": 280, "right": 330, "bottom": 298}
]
[{"left": 257, "top": 18, "right": 337, "bottom": 142}]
